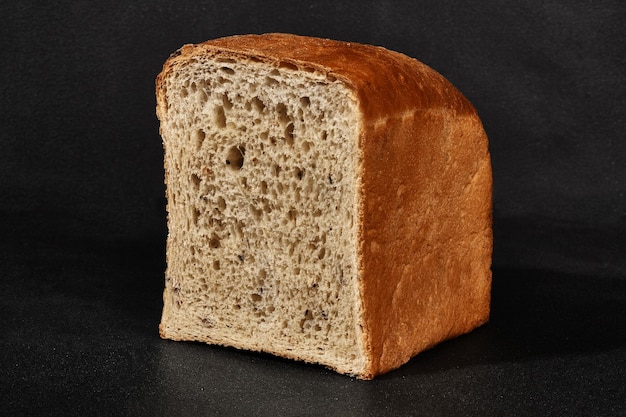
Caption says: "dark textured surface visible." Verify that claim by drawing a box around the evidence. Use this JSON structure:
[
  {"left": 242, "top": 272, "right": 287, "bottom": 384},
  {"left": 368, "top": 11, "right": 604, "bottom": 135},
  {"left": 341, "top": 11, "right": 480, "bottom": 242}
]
[
  {"left": 1, "top": 1, "right": 625, "bottom": 415},
  {"left": 2, "top": 213, "right": 625, "bottom": 416}
]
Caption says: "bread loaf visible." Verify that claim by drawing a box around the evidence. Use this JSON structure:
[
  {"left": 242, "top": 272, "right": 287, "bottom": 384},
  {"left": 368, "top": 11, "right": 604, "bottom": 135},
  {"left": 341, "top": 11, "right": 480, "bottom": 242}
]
[{"left": 156, "top": 33, "right": 492, "bottom": 379}]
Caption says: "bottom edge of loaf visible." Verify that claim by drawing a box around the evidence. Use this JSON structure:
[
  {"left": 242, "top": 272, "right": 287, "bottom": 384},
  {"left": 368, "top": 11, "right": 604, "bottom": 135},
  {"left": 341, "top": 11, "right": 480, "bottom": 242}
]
[
  {"left": 159, "top": 322, "right": 375, "bottom": 380},
  {"left": 158, "top": 311, "right": 490, "bottom": 380}
]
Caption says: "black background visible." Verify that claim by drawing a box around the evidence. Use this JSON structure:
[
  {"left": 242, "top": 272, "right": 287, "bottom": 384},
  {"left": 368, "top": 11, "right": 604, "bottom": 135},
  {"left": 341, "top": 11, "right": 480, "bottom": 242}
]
[{"left": 1, "top": 1, "right": 625, "bottom": 415}]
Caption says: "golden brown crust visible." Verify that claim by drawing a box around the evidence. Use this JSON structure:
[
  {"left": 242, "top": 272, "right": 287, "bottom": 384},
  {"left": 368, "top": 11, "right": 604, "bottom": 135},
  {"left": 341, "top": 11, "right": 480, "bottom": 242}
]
[
  {"left": 156, "top": 33, "right": 492, "bottom": 379},
  {"left": 359, "top": 111, "right": 492, "bottom": 377},
  {"left": 157, "top": 33, "right": 477, "bottom": 122}
]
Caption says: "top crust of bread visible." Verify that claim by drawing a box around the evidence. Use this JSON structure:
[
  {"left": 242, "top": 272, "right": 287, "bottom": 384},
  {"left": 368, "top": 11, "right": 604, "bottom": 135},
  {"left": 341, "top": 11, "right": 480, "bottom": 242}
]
[
  {"left": 157, "top": 33, "right": 492, "bottom": 379},
  {"left": 158, "top": 33, "right": 477, "bottom": 122}
]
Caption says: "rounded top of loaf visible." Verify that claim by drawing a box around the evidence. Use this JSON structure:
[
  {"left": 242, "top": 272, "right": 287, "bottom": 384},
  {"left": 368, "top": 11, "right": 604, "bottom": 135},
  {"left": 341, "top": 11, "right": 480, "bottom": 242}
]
[{"left": 157, "top": 33, "right": 477, "bottom": 122}]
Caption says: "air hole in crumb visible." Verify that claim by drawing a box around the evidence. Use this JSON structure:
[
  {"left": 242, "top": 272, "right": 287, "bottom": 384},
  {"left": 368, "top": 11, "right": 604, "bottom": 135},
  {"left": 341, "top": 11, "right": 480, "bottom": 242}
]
[
  {"left": 265, "top": 76, "right": 279, "bottom": 87},
  {"left": 278, "top": 61, "right": 298, "bottom": 71},
  {"left": 213, "top": 260, "right": 220, "bottom": 270},
  {"left": 235, "top": 220, "right": 244, "bottom": 238},
  {"left": 198, "top": 89, "right": 209, "bottom": 104},
  {"left": 192, "top": 208, "right": 200, "bottom": 226},
  {"left": 209, "top": 234, "right": 220, "bottom": 249},
  {"left": 295, "top": 168, "right": 304, "bottom": 180},
  {"left": 214, "top": 106, "right": 226, "bottom": 128},
  {"left": 252, "top": 97, "right": 265, "bottom": 113},
  {"left": 302, "top": 141, "right": 312, "bottom": 153},
  {"left": 272, "top": 163, "right": 281, "bottom": 177},
  {"left": 287, "top": 208, "right": 297, "bottom": 222},
  {"left": 225, "top": 146, "right": 245, "bottom": 170},
  {"left": 250, "top": 204, "right": 263, "bottom": 220},
  {"left": 276, "top": 103, "right": 289, "bottom": 124},
  {"left": 318, "top": 247, "right": 326, "bottom": 259},
  {"left": 220, "top": 66, "right": 235, "bottom": 75},
  {"left": 251, "top": 293, "right": 262, "bottom": 302},
  {"left": 221, "top": 93, "right": 233, "bottom": 110},
  {"left": 193, "top": 129, "right": 205, "bottom": 150},
  {"left": 260, "top": 181, "right": 268, "bottom": 194},
  {"left": 217, "top": 196, "right": 226, "bottom": 211},
  {"left": 285, "top": 123, "right": 294, "bottom": 145},
  {"left": 191, "top": 173, "right": 201, "bottom": 191},
  {"left": 300, "top": 97, "right": 310, "bottom": 107}
]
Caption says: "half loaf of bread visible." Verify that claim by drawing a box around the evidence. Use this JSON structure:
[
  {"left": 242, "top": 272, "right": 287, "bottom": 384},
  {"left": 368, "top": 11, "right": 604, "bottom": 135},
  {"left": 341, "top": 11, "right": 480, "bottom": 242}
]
[{"left": 156, "top": 33, "right": 492, "bottom": 379}]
